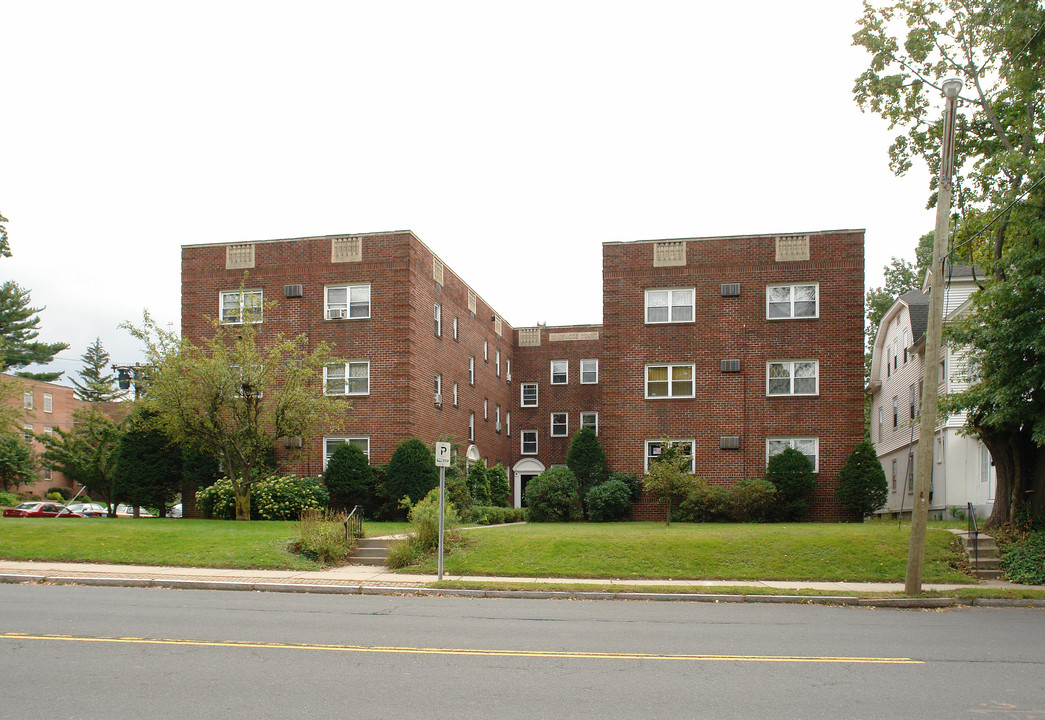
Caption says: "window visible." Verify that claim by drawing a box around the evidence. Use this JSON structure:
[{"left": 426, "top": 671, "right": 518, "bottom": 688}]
[
  {"left": 645, "top": 288, "right": 694, "bottom": 323},
  {"left": 23, "top": 424, "right": 33, "bottom": 442},
  {"left": 453, "top": 382, "right": 459, "bottom": 406},
  {"left": 646, "top": 364, "right": 694, "bottom": 399},
  {"left": 23, "top": 391, "right": 32, "bottom": 410},
  {"left": 323, "top": 437, "right": 369, "bottom": 470},
  {"left": 221, "top": 289, "right": 263, "bottom": 324},
  {"left": 903, "top": 329, "right": 911, "bottom": 363},
  {"left": 496, "top": 350, "right": 501, "bottom": 378},
  {"left": 551, "top": 360, "right": 568, "bottom": 384},
  {"left": 551, "top": 412, "right": 568, "bottom": 437},
  {"left": 645, "top": 439, "right": 695, "bottom": 472},
  {"left": 484, "top": 341, "right": 489, "bottom": 362},
  {"left": 43, "top": 393, "right": 52, "bottom": 413},
  {"left": 325, "top": 284, "right": 370, "bottom": 320},
  {"left": 580, "top": 412, "right": 598, "bottom": 433},
  {"left": 434, "top": 373, "right": 442, "bottom": 404},
  {"left": 452, "top": 316, "right": 459, "bottom": 340},
  {"left": 580, "top": 359, "right": 598, "bottom": 384},
  {"left": 891, "top": 459, "right": 897, "bottom": 491},
  {"left": 521, "top": 430, "right": 538, "bottom": 455},
  {"left": 468, "top": 356, "right": 475, "bottom": 385},
  {"left": 495, "top": 405, "right": 502, "bottom": 432},
  {"left": 43, "top": 426, "right": 53, "bottom": 436},
  {"left": 980, "top": 445, "right": 990, "bottom": 484},
  {"left": 878, "top": 408, "right": 884, "bottom": 441},
  {"left": 766, "top": 437, "right": 819, "bottom": 472},
  {"left": 521, "top": 383, "right": 538, "bottom": 407},
  {"left": 469, "top": 412, "right": 475, "bottom": 441},
  {"left": 434, "top": 303, "right": 442, "bottom": 336},
  {"left": 766, "top": 361, "right": 818, "bottom": 396},
  {"left": 324, "top": 361, "right": 369, "bottom": 396},
  {"left": 506, "top": 358, "right": 512, "bottom": 383},
  {"left": 506, "top": 411, "right": 511, "bottom": 436},
  {"left": 893, "top": 397, "right": 899, "bottom": 428},
  {"left": 484, "top": 398, "right": 488, "bottom": 421},
  {"left": 766, "top": 283, "right": 818, "bottom": 319},
  {"left": 909, "top": 385, "right": 917, "bottom": 420}
]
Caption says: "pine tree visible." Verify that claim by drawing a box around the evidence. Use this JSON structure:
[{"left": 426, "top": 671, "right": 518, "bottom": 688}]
[
  {"left": 0, "top": 280, "right": 69, "bottom": 382},
  {"left": 0, "top": 211, "right": 10, "bottom": 258},
  {"left": 72, "top": 337, "right": 124, "bottom": 402}
]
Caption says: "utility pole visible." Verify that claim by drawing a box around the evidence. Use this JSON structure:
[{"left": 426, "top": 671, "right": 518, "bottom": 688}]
[{"left": 906, "top": 77, "right": 962, "bottom": 596}]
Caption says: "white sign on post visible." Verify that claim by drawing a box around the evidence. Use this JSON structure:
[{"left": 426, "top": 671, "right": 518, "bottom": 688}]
[{"left": 434, "top": 441, "right": 451, "bottom": 467}]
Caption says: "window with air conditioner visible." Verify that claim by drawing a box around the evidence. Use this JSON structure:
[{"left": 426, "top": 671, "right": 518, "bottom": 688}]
[{"left": 325, "top": 284, "right": 370, "bottom": 320}]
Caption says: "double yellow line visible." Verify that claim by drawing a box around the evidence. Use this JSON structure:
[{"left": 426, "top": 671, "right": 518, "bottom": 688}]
[{"left": 0, "top": 633, "right": 921, "bottom": 664}]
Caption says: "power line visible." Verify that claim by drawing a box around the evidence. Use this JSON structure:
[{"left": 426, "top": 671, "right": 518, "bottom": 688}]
[{"left": 944, "top": 174, "right": 1045, "bottom": 265}]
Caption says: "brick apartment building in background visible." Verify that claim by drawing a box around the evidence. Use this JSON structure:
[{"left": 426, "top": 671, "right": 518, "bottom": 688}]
[{"left": 181, "top": 228, "right": 865, "bottom": 520}]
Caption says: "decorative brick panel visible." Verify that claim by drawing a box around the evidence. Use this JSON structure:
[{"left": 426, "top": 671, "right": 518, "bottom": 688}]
[
  {"left": 226, "top": 244, "right": 255, "bottom": 269},
  {"left": 653, "top": 241, "right": 686, "bottom": 267},
  {"left": 775, "top": 234, "right": 810, "bottom": 262},
  {"left": 332, "top": 236, "right": 362, "bottom": 263}
]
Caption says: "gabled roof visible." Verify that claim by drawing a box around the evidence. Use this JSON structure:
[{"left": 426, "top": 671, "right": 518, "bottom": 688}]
[{"left": 898, "top": 289, "right": 930, "bottom": 343}]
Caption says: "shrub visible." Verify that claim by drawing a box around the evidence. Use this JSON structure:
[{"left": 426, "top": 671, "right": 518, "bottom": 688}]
[
  {"left": 674, "top": 481, "right": 732, "bottom": 522},
  {"left": 643, "top": 443, "right": 702, "bottom": 525},
  {"left": 385, "top": 487, "right": 462, "bottom": 566},
  {"left": 196, "top": 478, "right": 236, "bottom": 519},
  {"left": 0, "top": 490, "right": 19, "bottom": 507},
  {"left": 835, "top": 441, "right": 888, "bottom": 519},
  {"left": 765, "top": 447, "right": 816, "bottom": 521},
  {"left": 296, "top": 508, "right": 355, "bottom": 563},
  {"left": 45, "top": 491, "right": 65, "bottom": 502},
  {"left": 525, "top": 467, "right": 582, "bottom": 522},
  {"left": 323, "top": 443, "right": 374, "bottom": 511},
  {"left": 566, "top": 428, "right": 606, "bottom": 510},
  {"left": 729, "top": 478, "right": 778, "bottom": 523},
  {"left": 461, "top": 505, "right": 526, "bottom": 525},
  {"left": 585, "top": 478, "right": 633, "bottom": 522},
  {"left": 488, "top": 463, "right": 510, "bottom": 507},
  {"left": 46, "top": 486, "right": 73, "bottom": 500},
  {"left": 609, "top": 471, "right": 643, "bottom": 504},
  {"left": 252, "top": 475, "right": 329, "bottom": 520},
  {"left": 385, "top": 538, "right": 418, "bottom": 569},
  {"left": 467, "top": 460, "right": 491, "bottom": 507},
  {"left": 1001, "top": 529, "right": 1045, "bottom": 585},
  {"left": 384, "top": 438, "right": 439, "bottom": 511}
]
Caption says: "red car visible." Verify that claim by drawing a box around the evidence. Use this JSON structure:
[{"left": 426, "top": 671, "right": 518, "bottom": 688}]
[{"left": 3, "top": 502, "right": 85, "bottom": 518}]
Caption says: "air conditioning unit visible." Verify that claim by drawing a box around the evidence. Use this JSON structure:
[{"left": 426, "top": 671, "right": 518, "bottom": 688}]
[
  {"left": 434, "top": 393, "right": 442, "bottom": 406},
  {"left": 283, "top": 436, "right": 303, "bottom": 448},
  {"left": 720, "top": 436, "right": 741, "bottom": 450},
  {"left": 721, "top": 359, "right": 741, "bottom": 373},
  {"left": 495, "top": 422, "right": 502, "bottom": 432},
  {"left": 284, "top": 284, "right": 303, "bottom": 298},
  {"left": 721, "top": 283, "right": 741, "bottom": 297},
  {"left": 327, "top": 308, "right": 348, "bottom": 320}
]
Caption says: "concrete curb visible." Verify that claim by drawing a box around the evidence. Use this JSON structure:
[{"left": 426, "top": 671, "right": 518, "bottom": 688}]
[{"left": 3, "top": 572, "right": 1044, "bottom": 607}]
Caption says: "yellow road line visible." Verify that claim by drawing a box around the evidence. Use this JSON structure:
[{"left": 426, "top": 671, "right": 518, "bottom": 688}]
[{"left": 0, "top": 633, "right": 922, "bottom": 664}]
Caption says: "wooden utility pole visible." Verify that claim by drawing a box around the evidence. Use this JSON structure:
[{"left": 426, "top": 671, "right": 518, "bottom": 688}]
[{"left": 906, "top": 77, "right": 962, "bottom": 596}]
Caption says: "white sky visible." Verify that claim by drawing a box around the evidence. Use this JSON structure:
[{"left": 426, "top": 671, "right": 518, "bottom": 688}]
[{"left": 2, "top": 1, "right": 937, "bottom": 385}]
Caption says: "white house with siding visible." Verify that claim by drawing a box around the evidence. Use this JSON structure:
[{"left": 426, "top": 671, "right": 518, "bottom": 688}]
[{"left": 867, "top": 266, "right": 995, "bottom": 519}]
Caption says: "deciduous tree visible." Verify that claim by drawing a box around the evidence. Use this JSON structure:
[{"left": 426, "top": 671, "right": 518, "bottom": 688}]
[
  {"left": 38, "top": 408, "right": 124, "bottom": 512},
  {"left": 643, "top": 443, "right": 700, "bottom": 526}
]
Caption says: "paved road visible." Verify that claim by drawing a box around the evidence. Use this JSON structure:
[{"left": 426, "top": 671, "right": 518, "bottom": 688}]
[{"left": 2, "top": 584, "right": 1043, "bottom": 719}]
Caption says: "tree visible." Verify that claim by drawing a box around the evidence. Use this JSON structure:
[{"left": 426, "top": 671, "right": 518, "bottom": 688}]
[
  {"left": 122, "top": 309, "right": 342, "bottom": 521},
  {"left": 524, "top": 466, "right": 582, "bottom": 522},
  {"left": 384, "top": 438, "right": 439, "bottom": 510},
  {"left": 112, "top": 410, "right": 182, "bottom": 516},
  {"left": 0, "top": 281, "right": 69, "bottom": 381},
  {"left": 835, "top": 441, "right": 889, "bottom": 519},
  {"left": 0, "top": 211, "right": 9, "bottom": 258},
  {"left": 565, "top": 427, "right": 606, "bottom": 516},
  {"left": 0, "top": 432, "right": 34, "bottom": 491},
  {"left": 72, "top": 337, "right": 124, "bottom": 402},
  {"left": 643, "top": 443, "right": 701, "bottom": 526},
  {"left": 488, "top": 463, "right": 510, "bottom": 508},
  {"left": 38, "top": 408, "right": 124, "bottom": 512},
  {"left": 765, "top": 447, "right": 817, "bottom": 521},
  {"left": 466, "top": 459, "right": 491, "bottom": 506},
  {"left": 323, "top": 441, "right": 374, "bottom": 510}
]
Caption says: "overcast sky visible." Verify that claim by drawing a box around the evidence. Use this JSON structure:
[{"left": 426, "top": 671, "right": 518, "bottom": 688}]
[{"left": 2, "top": 1, "right": 939, "bottom": 386}]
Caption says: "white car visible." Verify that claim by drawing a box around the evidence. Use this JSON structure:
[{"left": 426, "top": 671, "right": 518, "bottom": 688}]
[
  {"left": 169, "top": 503, "right": 183, "bottom": 518},
  {"left": 114, "top": 504, "right": 155, "bottom": 518}
]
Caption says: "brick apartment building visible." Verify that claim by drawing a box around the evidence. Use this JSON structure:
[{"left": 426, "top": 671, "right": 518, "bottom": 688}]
[{"left": 181, "top": 228, "right": 864, "bottom": 520}]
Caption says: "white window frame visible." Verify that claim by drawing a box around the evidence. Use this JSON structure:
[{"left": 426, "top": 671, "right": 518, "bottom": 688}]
[
  {"left": 645, "top": 288, "right": 695, "bottom": 324},
  {"left": 23, "top": 424, "right": 33, "bottom": 442},
  {"left": 434, "top": 302, "right": 442, "bottom": 336},
  {"left": 43, "top": 393, "right": 53, "bottom": 413},
  {"left": 766, "top": 360, "right": 819, "bottom": 396},
  {"left": 484, "top": 398, "right": 489, "bottom": 421},
  {"left": 506, "top": 411, "right": 511, "bottom": 436},
  {"left": 550, "top": 360, "right": 568, "bottom": 385},
  {"left": 645, "top": 439, "right": 695, "bottom": 472},
  {"left": 550, "top": 412, "right": 568, "bottom": 437},
  {"left": 580, "top": 359, "right": 598, "bottom": 384},
  {"left": 23, "top": 391, "right": 33, "bottom": 410},
  {"left": 521, "top": 383, "right": 538, "bottom": 407},
  {"left": 469, "top": 412, "right": 475, "bottom": 441},
  {"left": 220, "top": 289, "right": 263, "bottom": 324},
  {"left": 325, "top": 283, "right": 370, "bottom": 320},
  {"left": 495, "top": 404, "right": 502, "bottom": 432},
  {"left": 434, "top": 372, "right": 442, "bottom": 404},
  {"left": 453, "top": 382, "right": 459, "bottom": 407},
  {"left": 484, "top": 340, "right": 489, "bottom": 362},
  {"left": 521, "top": 430, "right": 538, "bottom": 455},
  {"left": 452, "top": 316, "right": 459, "bottom": 341},
  {"left": 766, "top": 283, "right": 819, "bottom": 320},
  {"left": 645, "top": 363, "right": 695, "bottom": 399},
  {"left": 468, "top": 356, "right": 475, "bottom": 385},
  {"left": 580, "top": 411, "right": 598, "bottom": 434},
  {"left": 323, "top": 436, "right": 370, "bottom": 470},
  {"left": 323, "top": 361, "right": 370, "bottom": 396},
  {"left": 506, "top": 358, "right": 512, "bottom": 383},
  {"left": 496, "top": 350, "right": 501, "bottom": 378},
  {"left": 766, "top": 437, "right": 819, "bottom": 473}
]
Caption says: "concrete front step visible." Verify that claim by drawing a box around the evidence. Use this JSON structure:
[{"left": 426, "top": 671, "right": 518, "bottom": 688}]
[
  {"left": 956, "top": 531, "right": 1006, "bottom": 579},
  {"left": 347, "top": 535, "right": 401, "bottom": 566}
]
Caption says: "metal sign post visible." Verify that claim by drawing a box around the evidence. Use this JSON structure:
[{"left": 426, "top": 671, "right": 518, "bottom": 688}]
[{"left": 434, "top": 442, "right": 451, "bottom": 581}]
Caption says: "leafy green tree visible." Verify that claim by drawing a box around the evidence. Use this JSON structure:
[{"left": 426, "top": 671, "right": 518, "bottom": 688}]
[
  {"left": 764, "top": 447, "right": 816, "bottom": 522},
  {"left": 38, "top": 408, "right": 124, "bottom": 512},
  {"left": 565, "top": 427, "right": 606, "bottom": 516},
  {"left": 0, "top": 211, "right": 9, "bottom": 258},
  {"left": 323, "top": 442, "right": 374, "bottom": 510},
  {"left": 467, "top": 459, "right": 491, "bottom": 506},
  {"left": 835, "top": 441, "right": 889, "bottom": 519},
  {"left": 122, "top": 309, "right": 341, "bottom": 521},
  {"left": 0, "top": 281, "right": 69, "bottom": 382},
  {"left": 71, "top": 337, "right": 124, "bottom": 402},
  {"left": 0, "top": 432, "right": 34, "bottom": 491},
  {"left": 524, "top": 466, "right": 582, "bottom": 522},
  {"left": 113, "top": 410, "right": 182, "bottom": 515},
  {"left": 488, "top": 463, "right": 510, "bottom": 507},
  {"left": 643, "top": 443, "right": 701, "bottom": 526},
  {"left": 384, "top": 438, "right": 439, "bottom": 510}
]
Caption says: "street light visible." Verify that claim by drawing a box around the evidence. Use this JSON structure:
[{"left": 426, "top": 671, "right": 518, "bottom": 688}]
[{"left": 905, "top": 77, "right": 962, "bottom": 596}]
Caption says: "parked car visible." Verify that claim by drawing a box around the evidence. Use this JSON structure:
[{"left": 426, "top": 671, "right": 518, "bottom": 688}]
[
  {"left": 114, "top": 504, "right": 155, "bottom": 518},
  {"left": 169, "top": 503, "right": 183, "bottom": 518},
  {"left": 66, "top": 502, "right": 109, "bottom": 518},
  {"left": 3, "top": 502, "right": 85, "bottom": 518}
]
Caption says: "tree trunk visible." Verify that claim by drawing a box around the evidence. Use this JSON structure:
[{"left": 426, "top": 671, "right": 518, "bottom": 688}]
[
  {"left": 983, "top": 429, "right": 1045, "bottom": 528},
  {"left": 233, "top": 480, "right": 251, "bottom": 521}
]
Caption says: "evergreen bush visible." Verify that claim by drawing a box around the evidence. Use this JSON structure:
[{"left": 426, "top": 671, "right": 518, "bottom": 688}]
[
  {"left": 585, "top": 477, "right": 633, "bottom": 522},
  {"left": 674, "top": 481, "right": 732, "bottom": 522},
  {"left": 467, "top": 459, "right": 491, "bottom": 506},
  {"left": 384, "top": 438, "right": 439, "bottom": 511},
  {"left": 565, "top": 428, "right": 606, "bottom": 513},
  {"left": 323, "top": 442, "right": 375, "bottom": 510},
  {"left": 729, "top": 478, "right": 778, "bottom": 523},
  {"left": 524, "top": 467, "right": 582, "bottom": 522},
  {"left": 488, "top": 463, "right": 510, "bottom": 507},
  {"left": 765, "top": 447, "right": 816, "bottom": 521},
  {"left": 835, "top": 441, "right": 888, "bottom": 519}
]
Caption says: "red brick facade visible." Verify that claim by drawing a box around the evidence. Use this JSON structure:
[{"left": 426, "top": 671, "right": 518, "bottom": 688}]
[{"left": 181, "top": 229, "right": 864, "bottom": 519}]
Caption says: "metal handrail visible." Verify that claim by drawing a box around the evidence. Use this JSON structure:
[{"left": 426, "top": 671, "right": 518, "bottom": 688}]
[
  {"left": 967, "top": 502, "right": 978, "bottom": 568},
  {"left": 344, "top": 505, "right": 364, "bottom": 541}
]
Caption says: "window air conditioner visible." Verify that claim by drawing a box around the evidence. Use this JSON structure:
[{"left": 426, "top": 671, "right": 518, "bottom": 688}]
[
  {"left": 434, "top": 393, "right": 442, "bottom": 406},
  {"left": 327, "top": 309, "right": 348, "bottom": 320}
]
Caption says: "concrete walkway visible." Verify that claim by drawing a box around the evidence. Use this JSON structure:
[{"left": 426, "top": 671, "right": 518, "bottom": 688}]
[{"left": 2, "top": 558, "right": 1042, "bottom": 608}]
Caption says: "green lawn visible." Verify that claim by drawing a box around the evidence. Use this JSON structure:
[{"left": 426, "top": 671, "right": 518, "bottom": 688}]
[
  {"left": 0, "top": 518, "right": 409, "bottom": 570},
  {"left": 412, "top": 522, "right": 973, "bottom": 584}
]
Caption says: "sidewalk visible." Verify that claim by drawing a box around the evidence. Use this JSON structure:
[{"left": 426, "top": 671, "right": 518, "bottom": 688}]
[{"left": 2, "top": 559, "right": 1042, "bottom": 608}]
